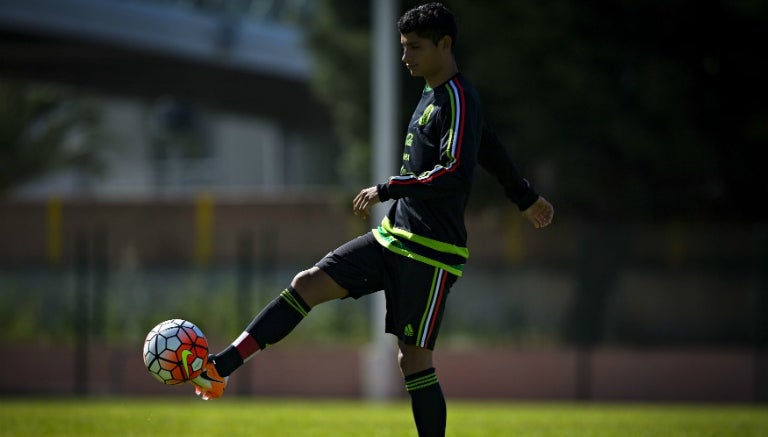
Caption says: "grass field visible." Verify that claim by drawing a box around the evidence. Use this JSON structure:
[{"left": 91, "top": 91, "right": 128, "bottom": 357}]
[{"left": 1, "top": 398, "right": 767, "bottom": 436}]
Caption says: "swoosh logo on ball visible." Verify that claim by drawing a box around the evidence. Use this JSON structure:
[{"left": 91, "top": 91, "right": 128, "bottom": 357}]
[{"left": 181, "top": 349, "right": 193, "bottom": 379}]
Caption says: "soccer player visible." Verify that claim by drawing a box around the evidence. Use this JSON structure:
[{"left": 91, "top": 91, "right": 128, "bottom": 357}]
[{"left": 191, "top": 3, "right": 553, "bottom": 436}]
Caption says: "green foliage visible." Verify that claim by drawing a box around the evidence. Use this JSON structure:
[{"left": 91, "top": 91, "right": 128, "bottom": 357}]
[
  {"left": 306, "top": 1, "right": 767, "bottom": 220},
  {"left": 0, "top": 79, "right": 105, "bottom": 196},
  {"left": 453, "top": 1, "right": 723, "bottom": 220},
  {"left": 306, "top": 0, "right": 373, "bottom": 189},
  {"left": 1, "top": 267, "right": 372, "bottom": 347}
]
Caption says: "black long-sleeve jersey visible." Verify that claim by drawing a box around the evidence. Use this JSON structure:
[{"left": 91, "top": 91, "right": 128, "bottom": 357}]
[
  {"left": 376, "top": 73, "right": 482, "bottom": 276},
  {"left": 374, "top": 74, "right": 542, "bottom": 276},
  {"left": 477, "top": 124, "right": 539, "bottom": 211}
]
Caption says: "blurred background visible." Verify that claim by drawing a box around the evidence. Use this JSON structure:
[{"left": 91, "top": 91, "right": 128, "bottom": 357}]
[{"left": 1, "top": 0, "right": 766, "bottom": 402}]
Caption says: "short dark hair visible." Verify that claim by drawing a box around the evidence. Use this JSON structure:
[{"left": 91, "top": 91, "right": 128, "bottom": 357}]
[{"left": 397, "top": 2, "right": 457, "bottom": 48}]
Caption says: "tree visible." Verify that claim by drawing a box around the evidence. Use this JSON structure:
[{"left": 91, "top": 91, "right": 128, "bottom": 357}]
[
  {"left": 306, "top": 0, "right": 372, "bottom": 190},
  {"left": 306, "top": 0, "right": 768, "bottom": 221},
  {"left": 0, "top": 79, "right": 104, "bottom": 196}
]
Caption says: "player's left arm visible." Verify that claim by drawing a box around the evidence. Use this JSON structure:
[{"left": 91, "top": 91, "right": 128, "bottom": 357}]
[
  {"left": 478, "top": 122, "right": 539, "bottom": 209},
  {"left": 521, "top": 196, "right": 554, "bottom": 229},
  {"left": 478, "top": 122, "right": 553, "bottom": 229}
]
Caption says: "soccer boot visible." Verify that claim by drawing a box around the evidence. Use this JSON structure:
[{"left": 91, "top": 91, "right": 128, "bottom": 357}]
[{"left": 189, "top": 355, "right": 229, "bottom": 400}]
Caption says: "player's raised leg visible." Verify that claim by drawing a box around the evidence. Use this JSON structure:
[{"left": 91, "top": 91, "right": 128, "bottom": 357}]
[
  {"left": 189, "top": 354, "right": 228, "bottom": 400},
  {"left": 190, "top": 266, "right": 348, "bottom": 399}
]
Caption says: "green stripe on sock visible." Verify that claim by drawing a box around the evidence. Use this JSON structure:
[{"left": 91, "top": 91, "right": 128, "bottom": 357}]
[
  {"left": 405, "top": 373, "right": 439, "bottom": 392},
  {"left": 280, "top": 289, "right": 308, "bottom": 317}
]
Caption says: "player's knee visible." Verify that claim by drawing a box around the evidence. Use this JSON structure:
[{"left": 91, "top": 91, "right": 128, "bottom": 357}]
[
  {"left": 290, "top": 267, "right": 347, "bottom": 307},
  {"left": 397, "top": 349, "right": 407, "bottom": 375},
  {"left": 290, "top": 269, "right": 319, "bottom": 304},
  {"left": 397, "top": 344, "right": 433, "bottom": 376},
  {"left": 290, "top": 269, "right": 313, "bottom": 291}
]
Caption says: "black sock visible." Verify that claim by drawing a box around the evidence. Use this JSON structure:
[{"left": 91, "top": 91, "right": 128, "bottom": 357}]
[
  {"left": 213, "top": 287, "right": 311, "bottom": 377},
  {"left": 405, "top": 367, "right": 446, "bottom": 437}
]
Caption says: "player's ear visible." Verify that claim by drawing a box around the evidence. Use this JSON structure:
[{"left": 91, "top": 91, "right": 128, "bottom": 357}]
[{"left": 439, "top": 35, "right": 452, "bottom": 51}]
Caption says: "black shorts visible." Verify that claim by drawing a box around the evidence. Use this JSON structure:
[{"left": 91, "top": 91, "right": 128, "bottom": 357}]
[{"left": 315, "top": 232, "right": 457, "bottom": 350}]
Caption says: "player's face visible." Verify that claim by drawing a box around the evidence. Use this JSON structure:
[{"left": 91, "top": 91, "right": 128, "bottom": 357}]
[{"left": 400, "top": 32, "right": 449, "bottom": 81}]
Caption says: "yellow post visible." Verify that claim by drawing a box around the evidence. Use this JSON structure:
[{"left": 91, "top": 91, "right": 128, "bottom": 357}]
[
  {"left": 195, "top": 192, "right": 214, "bottom": 266},
  {"left": 665, "top": 221, "right": 686, "bottom": 269},
  {"left": 503, "top": 207, "right": 525, "bottom": 264},
  {"left": 46, "top": 195, "right": 62, "bottom": 267}
]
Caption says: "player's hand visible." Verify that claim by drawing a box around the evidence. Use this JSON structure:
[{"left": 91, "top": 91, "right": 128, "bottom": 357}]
[
  {"left": 521, "top": 196, "right": 554, "bottom": 229},
  {"left": 353, "top": 186, "right": 380, "bottom": 220}
]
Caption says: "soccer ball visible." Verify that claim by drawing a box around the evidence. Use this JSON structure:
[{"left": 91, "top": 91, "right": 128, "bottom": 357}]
[{"left": 143, "top": 319, "right": 209, "bottom": 385}]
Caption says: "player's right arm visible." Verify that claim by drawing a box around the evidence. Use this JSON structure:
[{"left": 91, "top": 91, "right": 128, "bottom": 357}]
[{"left": 352, "top": 186, "right": 380, "bottom": 220}]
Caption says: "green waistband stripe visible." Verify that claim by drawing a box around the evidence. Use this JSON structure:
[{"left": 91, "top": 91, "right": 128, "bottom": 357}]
[
  {"left": 373, "top": 226, "right": 464, "bottom": 277},
  {"left": 380, "top": 216, "right": 469, "bottom": 259}
]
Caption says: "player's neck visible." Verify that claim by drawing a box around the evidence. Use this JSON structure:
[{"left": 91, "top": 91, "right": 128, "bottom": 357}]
[{"left": 425, "top": 60, "right": 458, "bottom": 89}]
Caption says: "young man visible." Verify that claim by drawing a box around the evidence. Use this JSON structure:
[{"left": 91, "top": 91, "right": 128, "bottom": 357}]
[{"left": 190, "top": 3, "right": 553, "bottom": 436}]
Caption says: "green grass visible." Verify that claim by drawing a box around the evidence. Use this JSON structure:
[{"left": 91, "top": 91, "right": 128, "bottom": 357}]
[{"left": 1, "top": 398, "right": 767, "bottom": 437}]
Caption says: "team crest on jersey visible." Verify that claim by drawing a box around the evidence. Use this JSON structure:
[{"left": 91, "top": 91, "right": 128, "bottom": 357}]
[{"left": 419, "top": 104, "right": 435, "bottom": 126}]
